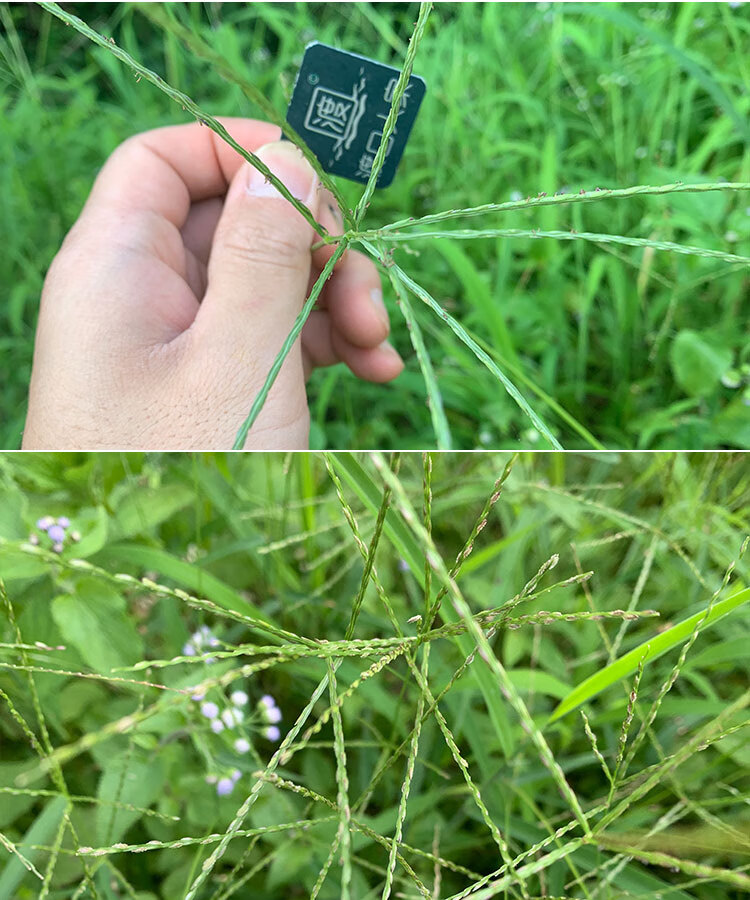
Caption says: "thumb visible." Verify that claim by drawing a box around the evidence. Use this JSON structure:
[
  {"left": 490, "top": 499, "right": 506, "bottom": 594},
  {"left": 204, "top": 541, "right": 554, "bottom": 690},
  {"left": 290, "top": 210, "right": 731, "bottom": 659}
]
[{"left": 197, "top": 140, "right": 321, "bottom": 355}]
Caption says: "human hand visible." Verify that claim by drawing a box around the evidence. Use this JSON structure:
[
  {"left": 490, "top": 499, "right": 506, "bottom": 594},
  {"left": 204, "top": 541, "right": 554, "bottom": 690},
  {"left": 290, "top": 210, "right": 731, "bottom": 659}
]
[{"left": 23, "top": 118, "right": 403, "bottom": 449}]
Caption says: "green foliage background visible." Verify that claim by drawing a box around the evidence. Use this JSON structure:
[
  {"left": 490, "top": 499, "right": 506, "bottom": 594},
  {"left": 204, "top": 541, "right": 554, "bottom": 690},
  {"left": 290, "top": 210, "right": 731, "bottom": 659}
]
[
  {"left": 0, "top": 451, "right": 749, "bottom": 898},
  {"left": 1, "top": 2, "right": 749, "bottom": 449}
]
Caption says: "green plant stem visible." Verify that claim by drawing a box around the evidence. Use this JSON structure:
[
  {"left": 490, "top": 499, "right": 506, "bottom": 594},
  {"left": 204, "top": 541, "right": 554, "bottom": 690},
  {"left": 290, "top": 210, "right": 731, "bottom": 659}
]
[
  {"left": 232, "top": 239, "right": 348, "bottom": 449},
  {"left": 137, "top": 3, "right": 352, "bottom": 228},
  {"left": 361, "top": 241, "right": 562, "bottom": 448},
  {"left": 384, "top": 263, "right": 452, "bottom": 449},
  {"left": 365, "top": 227, "right": 750, "bottom": 266},
  {"left": 37, "top": 1, "right": 327, "bottom": 238},
  {"left": 378, "top": 182, "right": 750, "bottom": 232},
  {"left": 353, "top": 2, "right": 433, "bottom": 226}
]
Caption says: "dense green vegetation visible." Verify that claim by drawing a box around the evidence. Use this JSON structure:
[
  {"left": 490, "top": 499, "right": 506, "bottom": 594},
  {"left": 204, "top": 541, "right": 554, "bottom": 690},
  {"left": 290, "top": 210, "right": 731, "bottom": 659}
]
[
  {"left": 0, "top": 451, "right": 748, "bottom": 898},
  {"left": 1, "top": 2, "right": 749, "bottom": 449}
]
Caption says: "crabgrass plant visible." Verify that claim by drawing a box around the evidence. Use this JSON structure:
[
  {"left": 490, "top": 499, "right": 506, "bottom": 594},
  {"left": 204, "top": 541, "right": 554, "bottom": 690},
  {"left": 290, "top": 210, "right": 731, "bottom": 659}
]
[
  {"left": 16, "top": 3, "right": 749, "bottom": 450},
  {"left": 0, "top": 450, "right": 749, "bottom": 898}
]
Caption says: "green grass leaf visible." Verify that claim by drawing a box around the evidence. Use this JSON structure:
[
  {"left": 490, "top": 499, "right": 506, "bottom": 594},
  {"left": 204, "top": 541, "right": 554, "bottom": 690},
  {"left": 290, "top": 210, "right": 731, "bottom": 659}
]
[
  {"left": 565, "top": 2, "right": 750, "bottom": 143},
  {"left": 330, "top": 452, "right": 515, "bottom": 757},
  {"left": 0, "top": 797, "right": 66, "bottom": 900},
  {"left": 550, "top": 586, "right": 750, "bottom": 721}
]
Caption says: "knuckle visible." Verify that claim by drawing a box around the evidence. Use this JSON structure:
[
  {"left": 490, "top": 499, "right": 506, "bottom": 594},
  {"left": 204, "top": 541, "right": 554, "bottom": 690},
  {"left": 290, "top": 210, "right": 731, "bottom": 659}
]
[{"left": 218, "top": 210, "right": 311, "bottom": 275}]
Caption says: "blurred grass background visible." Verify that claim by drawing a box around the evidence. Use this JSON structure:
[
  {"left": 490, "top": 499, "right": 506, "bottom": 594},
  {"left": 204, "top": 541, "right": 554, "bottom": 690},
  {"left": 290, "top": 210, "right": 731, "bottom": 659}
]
[
  {"left": 0, "top": 451, "right": 748, "bottom": 898},
  {"left": 1, "top": 2, "right": 749, "bottom": 449}
]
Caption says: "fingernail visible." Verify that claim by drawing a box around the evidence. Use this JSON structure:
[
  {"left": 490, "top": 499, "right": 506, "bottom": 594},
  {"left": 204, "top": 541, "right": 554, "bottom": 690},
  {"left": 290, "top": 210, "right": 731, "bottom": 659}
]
[
  {"left": 370, "top": 288, "right": 390, "bottom": 328},
  {"left": 378, "top": 340, "right": 402, "bottom": 366},
  {"left": 246, "top": 141, "right": 317, "bottom": 204}
]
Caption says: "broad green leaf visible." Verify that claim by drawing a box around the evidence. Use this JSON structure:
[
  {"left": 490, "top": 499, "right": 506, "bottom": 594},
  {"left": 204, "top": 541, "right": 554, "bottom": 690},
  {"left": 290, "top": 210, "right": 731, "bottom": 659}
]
[
  {"left": 0, "top": 488, "right": 45, "bottom": 580},
  {"left": 69, "top": 505, "right": 109, "bottom": 558},
  {"left": 51, "top": 577, "right": 144, "bottom": 673},
  {"left": 669, "top": 330, "right": 732, "bottom": 397},
  {"left": 96, "top": 543, "right": 276, "bottom": 629},
  {"left": 550, "top": 587, "right": 750, "bottom": 721},
  {"left": 109, "top": 483, "right": 194, "bottom": 540},
  {"left": 0, "top": 487, "right": 27, "bottom": 539},
  {"left": 329, "top": 453, "right": 515, "bottom": 757},
  {"left": 0, "top": 545, "right": 48, "bottom": 581},
  {"left": 96, "top": 749, "right": 167, "bottom": 845}
]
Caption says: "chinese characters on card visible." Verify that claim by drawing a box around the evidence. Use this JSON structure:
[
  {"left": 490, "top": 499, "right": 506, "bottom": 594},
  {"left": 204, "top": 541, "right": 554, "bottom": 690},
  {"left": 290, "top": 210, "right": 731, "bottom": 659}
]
[{"left": 286, "top": 43, "right": 426, "bottom": 187}]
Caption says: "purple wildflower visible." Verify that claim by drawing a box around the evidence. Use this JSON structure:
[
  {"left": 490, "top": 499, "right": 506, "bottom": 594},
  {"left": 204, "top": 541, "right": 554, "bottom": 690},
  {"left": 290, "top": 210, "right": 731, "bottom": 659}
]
[
  {"left": 210, "top": 719, "right": 225, "bottom": 734},
  {"left": 230, "top": 769, "right": 241, "bottom": 782},
  {"left": 260, "top": 694, "right": 275, "bottom": 708},
  {"left": 234, "top": 738, "right": 250, "bottom": 754},
  {"left": 230, "top": 690, "right": 248, "bottom": 706},
  {"left": 265, "top": 725, "right": 281, "bottom": 742},
  {"left": 36, "top": 516, "right": 54, "bottom": 531},
  {"left": 200, "top": 702, "right": 219, "bottom": 720},
  {"left": 57, "top": 517, "right": 71, "bottom": 528},
  {"left": 264, "top": 705, "right": 282, "bottom": 724},
  {"left": 47, "top": 525, "right": 66, "bottom": 543},
  {"left": 216, "top": 777, "right": 234, "bottom": 796}
]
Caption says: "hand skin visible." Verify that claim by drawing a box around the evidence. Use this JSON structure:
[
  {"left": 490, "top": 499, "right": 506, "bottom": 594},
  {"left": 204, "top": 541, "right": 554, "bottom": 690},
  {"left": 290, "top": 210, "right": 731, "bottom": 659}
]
[{"left": 23, "top": 118, "right": 403, "bottom": 450}]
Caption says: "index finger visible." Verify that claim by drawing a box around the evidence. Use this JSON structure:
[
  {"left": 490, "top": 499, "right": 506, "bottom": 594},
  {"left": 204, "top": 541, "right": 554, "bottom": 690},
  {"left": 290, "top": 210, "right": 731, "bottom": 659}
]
[{"left": 81, "top": 117, "right": 281, "bottom": 230}]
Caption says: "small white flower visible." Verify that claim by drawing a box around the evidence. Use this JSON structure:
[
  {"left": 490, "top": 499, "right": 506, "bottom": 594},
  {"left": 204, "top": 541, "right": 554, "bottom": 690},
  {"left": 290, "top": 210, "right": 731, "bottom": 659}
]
[
  {"left": 230, "top": 768, "right": 241, "bottom": 782},
  {"left": 216, "top": 777, "right": 234, "bottom": 796},
  {"left": 201, "top": 702, "right": 219, "bottom": 720},
  {"left": 510, "top": 190, "right": 523, "bottom": 202},
  {"left": 725, "top": 230, "right": 738, "bottom": 243},
  {"left": 205, "top": 774, "right": 217, "bottom": 784},
  {"left": 183, "top": 643, "right": 197, "bottom": 657},
  {"left": 230, "top": 690, "right": 248, "bottom": 707},
  {"left": 222, "top": 708, "right": 243, "bottom": 728},
  {"left": 234, "top": 738, "right": 251, "bottom": 754},
  {"left": 265, "top": 706, "right": 282, "bottom": 724},
  {"left": 260, "top": 694, "right": 276, "bottom": 708},
  {"left": 210, "top": 719, "right": 225, "bottom": 734},
  {"left": 634, "top": 146, "right": 648, "bottom": 159},
  {"left": 191, "top": 690, "right": 206, "bottom": 701},
  {"left": 265, "top": 725, "right": 281, "bottom": 741}
]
